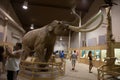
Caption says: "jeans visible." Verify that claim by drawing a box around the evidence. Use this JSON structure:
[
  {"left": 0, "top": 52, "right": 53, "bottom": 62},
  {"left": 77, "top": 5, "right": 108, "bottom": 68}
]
[{"left": 7, "top": 70, "right": 19, "bottom": 80}]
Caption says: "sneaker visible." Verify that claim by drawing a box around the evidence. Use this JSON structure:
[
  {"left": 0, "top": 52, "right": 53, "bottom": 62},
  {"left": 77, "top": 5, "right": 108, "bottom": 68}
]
[
  {"left": 72, "top": 68, "right": 74, "bottom": 70},
  {"left": 89, "top": 71, "right": 92, "bottom": 73}
]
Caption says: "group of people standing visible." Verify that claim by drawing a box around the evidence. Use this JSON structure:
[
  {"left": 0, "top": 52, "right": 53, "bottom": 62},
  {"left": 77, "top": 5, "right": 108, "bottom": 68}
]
[
  {"left": 0, "top": 42, "right": 23, "bottom": 80},
  {"left": 70, "top": 50, "right": 93, "bottom": 73}
]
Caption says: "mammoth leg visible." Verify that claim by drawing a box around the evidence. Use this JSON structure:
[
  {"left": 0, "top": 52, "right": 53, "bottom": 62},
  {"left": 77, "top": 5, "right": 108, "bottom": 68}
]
[
  {"left": 22, "top": 45, "right": 32, "bottom": 60},
  {"left": 35, "top": 47, "right": 48, "bottom": 68},
  {"left": 35, "top": 46, "right": 45, "bottom": 62},
  {"left": 44, "top": 46, "right": 54, "bottom": 62}
]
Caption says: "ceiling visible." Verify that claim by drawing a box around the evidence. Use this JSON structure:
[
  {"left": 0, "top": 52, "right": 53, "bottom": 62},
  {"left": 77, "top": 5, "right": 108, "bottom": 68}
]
[{"left": 10, "top": 0, "right": 95, "bottom": 32}]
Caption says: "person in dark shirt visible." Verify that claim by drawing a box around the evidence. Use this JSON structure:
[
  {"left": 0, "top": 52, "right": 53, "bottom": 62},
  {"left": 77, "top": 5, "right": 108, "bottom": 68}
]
[
  {"left": 0, "top": 46, "right": 4, "bottom": 62},
  {"left": 0, "top": 46, "right": 4, "bottom": 75},
  {"left": 59, "top": 50, "right": 64, "bottom": 62},
  {"left": 88, "top": 51, "right": 93, "bottom": 73},
  {"left": 70, "top": 50, "right": 77, "bottom": 70}
]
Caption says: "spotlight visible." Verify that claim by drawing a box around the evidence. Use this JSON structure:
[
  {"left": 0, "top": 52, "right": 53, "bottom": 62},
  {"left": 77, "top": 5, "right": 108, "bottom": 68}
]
[
  {"left": 22, "top": 1, "right": 28, "bottom": 10},
  {"left": 30, "top": 24, "right": 34, "bottom": 29},
  {"left": 60, "top": 36, "right": 62, "bottom": 41}
]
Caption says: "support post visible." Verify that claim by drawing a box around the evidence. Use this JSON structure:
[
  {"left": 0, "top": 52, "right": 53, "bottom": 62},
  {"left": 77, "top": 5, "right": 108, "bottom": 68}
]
[
  {"left": 106, "top": 7, "right": 112, "bottom": 57},
  {"left": 3, "top": 18, "right": 8, "bottom": 42}
]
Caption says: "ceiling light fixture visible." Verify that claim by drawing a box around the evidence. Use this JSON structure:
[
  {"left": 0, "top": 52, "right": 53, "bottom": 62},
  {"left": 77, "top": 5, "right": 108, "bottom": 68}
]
[
  {"left": 30, "top": 24, "right": 34, "bottom": 29},
  {"left": 22, "top": 1, "right": 28, "bottom": 10},
  {"left": 60, "top": 36, "right": 62, "bottom": 41}
]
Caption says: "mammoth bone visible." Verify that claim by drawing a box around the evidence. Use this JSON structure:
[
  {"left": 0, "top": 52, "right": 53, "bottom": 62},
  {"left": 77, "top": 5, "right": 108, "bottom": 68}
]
[{"left": 69, "top": 10, "right": 103, "bottom": 32}]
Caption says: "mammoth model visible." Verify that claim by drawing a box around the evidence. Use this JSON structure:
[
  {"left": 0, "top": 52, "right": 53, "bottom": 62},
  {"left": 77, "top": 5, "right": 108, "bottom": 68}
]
[
  {"left": 22, "top": 6, "right": 103, "bottom": 62},
  {"left": 22, "top": 20, "right": 70, "bottom": 62}
]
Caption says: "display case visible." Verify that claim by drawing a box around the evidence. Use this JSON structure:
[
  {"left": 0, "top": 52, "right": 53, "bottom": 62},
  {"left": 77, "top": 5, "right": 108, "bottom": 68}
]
[
  {"left": 101, "top": 50, "right": 107, "bottom": 62},
  {"left": 95, "top": 50, "right": 101, "bottom": 61},
  {"left": 114, "top": 48, "right": 120, "bottom": 65},
  {"left": 94, "top": 50, "right": 101, "bottom": 67},
  {"left": 79, "top": 50, "right": 86, "bottom": 63},
  {"left": 81, "top": 50, "right": 85, "bottom": 58},
  {"left": 85, "top": 50, "right": 89, "bottom": 58},
  {"left": 78, "top": 45, "right": 106, "bottom": 67}
]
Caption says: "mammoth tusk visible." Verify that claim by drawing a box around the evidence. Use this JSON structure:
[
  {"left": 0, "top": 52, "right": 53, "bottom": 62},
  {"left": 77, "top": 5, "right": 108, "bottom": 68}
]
[
  {"left": 70, "top": 5, "right": 81, "bottom": 26},
  {"left": 80, "top": 10, "right": 102, "bottom": 29},
  {"left": 69, "top": 11, "right": 103, "bottom": 32}
]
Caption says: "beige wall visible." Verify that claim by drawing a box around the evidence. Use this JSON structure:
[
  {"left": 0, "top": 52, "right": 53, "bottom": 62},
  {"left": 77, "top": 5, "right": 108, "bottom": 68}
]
[
  {"left": 86, "top": 0, "right": 120, "bottom": 46},
  {"left": 70, "top": 32, "right": 81, "bottom": 48},
  {"left": 86, "top": 13, "right": 107, "bottom": 46},
  {"left": 0, "top": 19, "right": 24, "bottom": 45},
  {"left": 0, "top": 0, "right": 25, "bottom": 45},
  {"left": 0, "top": 25, "right": 4, "bottom": 32},
  {"left": 70, "top": 0, "right": 120, "bottom": 47},
  {"left": 111, "top": 0, "right": 120, "bottom": 42},
  {"left": 54, "top": 36, "right": 69, "bottom": 51},
  {"left": 7, "top": 23, "right": 23, "bottom": 45}
]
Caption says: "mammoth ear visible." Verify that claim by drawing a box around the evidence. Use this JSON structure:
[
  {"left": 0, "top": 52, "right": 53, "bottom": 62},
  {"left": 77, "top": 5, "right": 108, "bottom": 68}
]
[
  {"left": 48, "top": 26, "right": 53, "bottom": 32},
  {"left": 48, "top": 20, "right": 58, "bottom": 31}
]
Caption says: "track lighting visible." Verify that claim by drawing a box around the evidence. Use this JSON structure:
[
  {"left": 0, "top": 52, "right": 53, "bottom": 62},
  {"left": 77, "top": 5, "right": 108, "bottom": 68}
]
[{"left": 22, "top": 1, "right": 28, "bottom": 10}]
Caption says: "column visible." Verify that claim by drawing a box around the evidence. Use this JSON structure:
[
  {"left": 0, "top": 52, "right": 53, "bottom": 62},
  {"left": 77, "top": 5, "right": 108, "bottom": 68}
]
[
  {"left": 3, "top": 17, "right": 8, "bottom": 42},
  {"left": 106, "top": 7, "right": 114, "bottom": 57}
]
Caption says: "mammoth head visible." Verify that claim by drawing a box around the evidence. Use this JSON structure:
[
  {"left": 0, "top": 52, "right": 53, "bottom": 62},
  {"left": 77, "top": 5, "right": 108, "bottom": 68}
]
[
  {"left": 48, "top": 20, "right": 70, "bottom": 35},
  {"left": 47, "top": 5, "right": 80, "bottom": 35}
]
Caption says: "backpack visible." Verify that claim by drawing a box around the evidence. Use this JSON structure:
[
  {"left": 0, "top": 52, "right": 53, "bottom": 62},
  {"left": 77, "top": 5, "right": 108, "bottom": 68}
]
[{"left": 71, "top": 54, "right": 77, "bottom": 59}]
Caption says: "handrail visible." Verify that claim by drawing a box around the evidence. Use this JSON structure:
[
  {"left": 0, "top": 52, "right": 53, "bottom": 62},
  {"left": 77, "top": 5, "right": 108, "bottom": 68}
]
[{"left": 97, "top": 64, "right": 120, "bottom": 80}]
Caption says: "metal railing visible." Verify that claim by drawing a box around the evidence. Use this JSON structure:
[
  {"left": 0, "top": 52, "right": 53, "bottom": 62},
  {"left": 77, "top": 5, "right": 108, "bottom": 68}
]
[
  {"left": 97, "top": 64, "right": 120, "bottom": 80},
  {"left": 19, "top": 58, "right": 66, "bottom": 80}
]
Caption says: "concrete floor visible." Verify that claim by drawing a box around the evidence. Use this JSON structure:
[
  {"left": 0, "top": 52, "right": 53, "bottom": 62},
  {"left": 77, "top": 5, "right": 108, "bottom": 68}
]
[
  {"left": 57, "top": 60, "right": 97, "bottom": 80},
  {"left": 0, "top": 60, "right": 98, "bottom": 80}
]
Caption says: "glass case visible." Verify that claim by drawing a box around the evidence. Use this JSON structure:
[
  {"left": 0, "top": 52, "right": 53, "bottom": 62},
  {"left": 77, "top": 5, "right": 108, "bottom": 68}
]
[
  {"left": 101, "top": 50, "right": 107, "bottom": 61},
  {"left": 85, "top": 50, "right": 89, "bottom": 58},
  {"left": 91, "top": 50, "right": 95, "bottom": 57},
  {"left": 114, "top": 48, "right": 120, "bottom": 65},
  {"left": 81, "top": 50, "right": 85, "bottom": 58},
  {"left": 95, "top": 50, "right": 101, "bottom": 61}
]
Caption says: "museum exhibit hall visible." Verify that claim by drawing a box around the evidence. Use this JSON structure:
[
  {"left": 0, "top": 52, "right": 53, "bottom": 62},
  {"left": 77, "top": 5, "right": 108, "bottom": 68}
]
[{"left": 0, "top": 0, "right": 120, "bottom": 80}]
